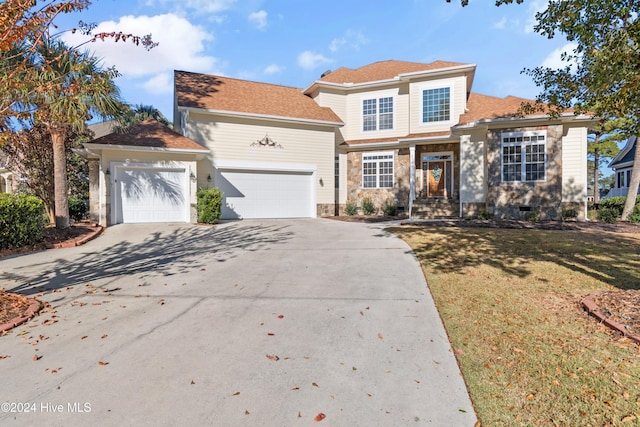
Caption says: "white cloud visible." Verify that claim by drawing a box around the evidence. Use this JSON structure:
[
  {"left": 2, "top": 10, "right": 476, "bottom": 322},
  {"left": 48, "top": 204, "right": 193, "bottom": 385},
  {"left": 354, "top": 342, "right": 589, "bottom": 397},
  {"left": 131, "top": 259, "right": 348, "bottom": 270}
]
[
  {"left": 248, "top": 10, "right": 268, "bottom": 30},
  {"left": 145, "top": 0, "right": 236, "bottom": 14},
  {"left": 264, "top": 64, "right": 283, "bottom": 75},
  {"left": 142, "top": 72, "right": 173, "bottom": 95},
  {"left": 297, "top": 51, "right": 332, "bottom": 70},
  {"left": 541, "top": 42, "right": 579, "bottom": 69},
  {"left": 525, "top": 0, "right": 548, "bottom": 34},
  {"left": 491, "top": 17, "right": 507, "bottom": 30},
  {"left": 329, "top": 30, "right": 368, "bottom": 53},
  {"left": 62, "top": 13, "right": 217, "bottom": 79}
]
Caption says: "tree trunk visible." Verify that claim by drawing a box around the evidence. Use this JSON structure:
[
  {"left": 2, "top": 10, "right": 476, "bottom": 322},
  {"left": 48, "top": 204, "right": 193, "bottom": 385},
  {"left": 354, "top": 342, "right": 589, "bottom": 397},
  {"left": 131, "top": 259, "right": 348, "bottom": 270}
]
[
  {"left": 621, "top": 141, "right": 640, "bottom": 221},
  {"left": 51, "top": 125, "right": 69, "bottom": 229},
  {"left": 593, "top": 148, "right": 600, "bottom": 205}
]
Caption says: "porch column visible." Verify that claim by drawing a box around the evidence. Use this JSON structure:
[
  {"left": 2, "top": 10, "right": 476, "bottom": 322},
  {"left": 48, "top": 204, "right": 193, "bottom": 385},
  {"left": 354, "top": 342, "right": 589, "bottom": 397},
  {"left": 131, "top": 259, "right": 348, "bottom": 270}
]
[{"left": 409, "top": 144, "right": 416, "bottom": 218}]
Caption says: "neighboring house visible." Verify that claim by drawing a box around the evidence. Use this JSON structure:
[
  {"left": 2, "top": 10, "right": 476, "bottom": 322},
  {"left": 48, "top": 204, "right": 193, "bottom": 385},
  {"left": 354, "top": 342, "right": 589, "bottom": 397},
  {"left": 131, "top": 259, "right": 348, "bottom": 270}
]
[
  {"left": 0, "top": 152, "right": 15, "bottom": 194},
  {"left": 605, "top": 136, "right": 639, "bottom": 199},
  {"left": 81, "top": 60, "right": 596, "bottom": 225}
]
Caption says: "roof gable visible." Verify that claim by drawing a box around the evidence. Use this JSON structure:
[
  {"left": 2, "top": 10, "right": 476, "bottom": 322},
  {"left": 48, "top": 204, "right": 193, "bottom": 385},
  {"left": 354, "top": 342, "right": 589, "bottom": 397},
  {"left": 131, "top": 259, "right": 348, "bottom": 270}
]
[
  {"left": 174, "top": 71, "right": 342, "bottom": 124},
  {"left": 90, "top": 119, "right": 207, "bottom": 151},
  {"left": 609, "top": 136, "right": 637, "bottom": 168},
  {"left": 318, "top": 60, "right": 471, "bottom": 84}
]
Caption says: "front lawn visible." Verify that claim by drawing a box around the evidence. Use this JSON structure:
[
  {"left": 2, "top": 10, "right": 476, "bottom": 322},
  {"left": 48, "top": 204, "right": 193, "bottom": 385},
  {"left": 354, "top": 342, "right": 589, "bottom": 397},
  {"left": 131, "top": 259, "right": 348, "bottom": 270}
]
[{"left": 391, "top": 224, "right": 640, "bottom": 426}]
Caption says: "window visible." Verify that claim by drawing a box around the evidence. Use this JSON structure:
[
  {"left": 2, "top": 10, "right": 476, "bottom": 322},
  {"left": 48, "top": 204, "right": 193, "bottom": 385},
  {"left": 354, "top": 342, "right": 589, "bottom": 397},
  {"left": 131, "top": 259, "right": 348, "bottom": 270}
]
[
  {"left": 363, "top": 152, "right": 394, "bottom": 188},
  {"left": 618, "top": 170, "right": 630, "bottom": 188},
  {"left": 362, "top": 97, "right": 393, "bottom": 131},
  {"left": 502, "top": 132, "right": 546, "bottom": 182},
  {"left": 422, "top": 87, "right": 450, "bottom": 123}
]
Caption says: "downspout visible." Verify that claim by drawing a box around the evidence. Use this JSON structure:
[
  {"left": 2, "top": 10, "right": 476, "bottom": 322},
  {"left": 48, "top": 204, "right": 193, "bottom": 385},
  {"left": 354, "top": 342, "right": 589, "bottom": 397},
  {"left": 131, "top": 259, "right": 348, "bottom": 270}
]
[{"left": 409, "top": 145, "right": 415, "bottom": 219}]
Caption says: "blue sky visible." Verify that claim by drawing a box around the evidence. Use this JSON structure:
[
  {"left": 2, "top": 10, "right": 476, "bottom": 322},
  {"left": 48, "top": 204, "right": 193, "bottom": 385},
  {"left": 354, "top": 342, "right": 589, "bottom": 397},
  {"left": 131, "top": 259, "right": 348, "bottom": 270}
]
[{"left": 55, "top": 0, "right": 573, "bottom": 123}]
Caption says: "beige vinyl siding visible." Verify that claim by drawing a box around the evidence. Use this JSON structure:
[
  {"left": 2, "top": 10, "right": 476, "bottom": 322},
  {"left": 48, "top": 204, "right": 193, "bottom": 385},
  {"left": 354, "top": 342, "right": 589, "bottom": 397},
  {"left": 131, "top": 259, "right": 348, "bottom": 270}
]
[
  {"left": 314, "top": 90, "right": 348, "bottom": 146},
  {"left": 459, "top": 132, "right": 486, "bottom": 203},
  {"left": 561, "top": 125, "right": 588, "bottom": 202},
  {"left": 341, "top": 85, "right": 409, "bottom": 141},
  {"left": 187, "top": 113, "right": 336, "bottom": 204},
  {"left": 409, "top": 76, "right": 466, "bottom": 134}
]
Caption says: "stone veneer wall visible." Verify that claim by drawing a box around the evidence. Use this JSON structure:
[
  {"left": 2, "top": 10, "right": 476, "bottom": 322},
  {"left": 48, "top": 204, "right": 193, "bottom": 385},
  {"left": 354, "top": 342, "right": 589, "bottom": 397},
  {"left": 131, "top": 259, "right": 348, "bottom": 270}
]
[
  {"left": 346, "top": 148, "right": 410, "bottom": 213},
  {"left": 317, "top": 203, "right": 336, "bottom": 217},
  {"left": 486, "top": 125, "right": 564, "bottom": 220}
]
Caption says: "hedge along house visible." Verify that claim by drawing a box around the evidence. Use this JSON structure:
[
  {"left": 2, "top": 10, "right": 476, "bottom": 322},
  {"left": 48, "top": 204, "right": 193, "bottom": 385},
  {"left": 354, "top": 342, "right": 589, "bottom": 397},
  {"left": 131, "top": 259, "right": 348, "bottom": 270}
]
[{"left": 81, "top": 59, "right": 596, "bottom": 226}]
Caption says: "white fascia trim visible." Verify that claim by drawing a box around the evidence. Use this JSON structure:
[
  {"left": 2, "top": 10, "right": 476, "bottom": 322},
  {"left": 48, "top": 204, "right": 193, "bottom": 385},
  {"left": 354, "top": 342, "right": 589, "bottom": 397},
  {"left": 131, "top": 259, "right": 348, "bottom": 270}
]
[
  {"left": 178, "top": 106, "right": 344, "bottom": 128},
  {"left": 344, "top": 141, "right": 400, "bottom": 149},
  {"left": 214, "top": 159, "right": 317, "bottom": 173},
  {"left": 397, "top": 64, "right": 477, "bottom": 80},
  {"left": 611, "top": 161, "right": 634, "bottom": 170},
  {"left": 398, "top": 135, "right": 453, "bottom": 143},
  {"left": 84, "top": 142, "right": 209, "bottom": 155},
  {"left": 452, "top": 113, "right": 597, "bottom": 130},
  {"left": 609, "top": 136, "right": 636, "bottom": 164}
]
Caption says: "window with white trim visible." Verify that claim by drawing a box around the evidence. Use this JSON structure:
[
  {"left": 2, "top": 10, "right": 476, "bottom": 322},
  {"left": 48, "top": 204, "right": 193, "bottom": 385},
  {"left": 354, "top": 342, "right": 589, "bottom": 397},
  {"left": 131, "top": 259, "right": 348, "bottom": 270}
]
[
  {"left": 422, "top": 87, "right": 450, "bottom": 123},
  {"left": 502, "top": 131, "right": 547, "bottom": 182},
  {"left": 363, "top": 152, "right": 394, "bottom": 188},
  {"left": 362, "top": 97, "right": 393, "bottom": 131}
]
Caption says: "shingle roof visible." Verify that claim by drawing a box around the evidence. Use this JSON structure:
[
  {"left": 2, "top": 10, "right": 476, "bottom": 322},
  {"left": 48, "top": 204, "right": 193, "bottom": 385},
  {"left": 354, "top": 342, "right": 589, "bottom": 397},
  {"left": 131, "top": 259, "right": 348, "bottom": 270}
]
[
  {"left": 318, "top": 60, "right": 471, "bottom": 84},
  {"left": 175, "top": 71, "right": 343, "bottom": 124},
  {"left": 90, "top": 119, "right": 207, "bottom": 151},
  {"left": 458, "top": 93, "right": 537, "bottom": 125},
  {"left": 610, "top": 136, "right": 637, "bottom": 168}
]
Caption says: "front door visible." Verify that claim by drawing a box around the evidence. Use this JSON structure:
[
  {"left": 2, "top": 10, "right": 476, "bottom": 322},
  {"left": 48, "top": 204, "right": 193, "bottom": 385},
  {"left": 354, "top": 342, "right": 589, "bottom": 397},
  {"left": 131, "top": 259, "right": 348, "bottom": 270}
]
[{"left": 427, "top": 161, "right": 445, "bottom": 197}]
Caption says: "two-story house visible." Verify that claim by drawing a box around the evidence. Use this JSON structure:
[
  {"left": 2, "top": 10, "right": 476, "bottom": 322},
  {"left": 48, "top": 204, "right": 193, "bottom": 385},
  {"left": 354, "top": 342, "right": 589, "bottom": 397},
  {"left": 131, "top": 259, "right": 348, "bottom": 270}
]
[{"left": 82, "top": 60, "right": 595, "bottom": 225}]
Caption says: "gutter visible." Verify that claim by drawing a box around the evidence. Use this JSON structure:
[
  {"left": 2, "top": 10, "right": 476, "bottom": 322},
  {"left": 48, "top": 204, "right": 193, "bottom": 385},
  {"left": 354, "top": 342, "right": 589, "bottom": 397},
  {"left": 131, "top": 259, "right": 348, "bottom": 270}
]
[{"left": 177, "top": 106, "right": 344, "bottom": 128}]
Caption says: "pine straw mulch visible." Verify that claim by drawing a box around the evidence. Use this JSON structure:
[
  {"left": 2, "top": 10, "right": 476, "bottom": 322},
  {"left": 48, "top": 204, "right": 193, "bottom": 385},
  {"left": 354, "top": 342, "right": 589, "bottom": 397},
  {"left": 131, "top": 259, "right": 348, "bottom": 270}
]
[{"left": 590, "top": 290, "right": 640, "bottom": 337}]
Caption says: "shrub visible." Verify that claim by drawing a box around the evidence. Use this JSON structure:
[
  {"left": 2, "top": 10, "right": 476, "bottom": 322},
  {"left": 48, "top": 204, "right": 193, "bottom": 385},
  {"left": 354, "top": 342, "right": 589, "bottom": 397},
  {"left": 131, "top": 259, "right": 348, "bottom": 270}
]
[
  {"left": 0, "top": 193, "right": 48, "bottom": 249},
  {"left": 561, "top": 207, "right": 578, "bottom": 221},
  {"left": 381, "top": 198, "right": 398, "bottom": 216},
  {"left": 599, "top": 196, "right": 627, "bottom": 216},
  {"left": 361, "top": 197, "right": 376, "bottom": 215},
  {"left": 527, "top": 211, "right": 541, "bottom": 222},
  {"left": 344, "top": 200, "right": 358, "bottom": 216},
  {"left": 68, "top": 196, "right": 88, "bottom": 222},
  {"left": 630, "top": 204, "right": 640, "bottom": 223},
  {"left": 197, "top": 188, "right": 223, "bottom": 224},
  {"left": 478, "top": 211, "right": 492, "bottom": 220},
  {"left": 597, "top": 207, "right": 618, "bottom": 223}
]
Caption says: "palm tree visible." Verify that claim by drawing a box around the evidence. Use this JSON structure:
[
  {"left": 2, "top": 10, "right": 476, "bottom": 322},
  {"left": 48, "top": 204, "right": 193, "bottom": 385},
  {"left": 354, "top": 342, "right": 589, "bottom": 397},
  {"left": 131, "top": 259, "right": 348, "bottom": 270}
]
[
  {"left": 29, "top": 38, "right": 124, "bottom": 229},
  {"left": 112, "top": 104, "right": 170, "bottom": 133}
]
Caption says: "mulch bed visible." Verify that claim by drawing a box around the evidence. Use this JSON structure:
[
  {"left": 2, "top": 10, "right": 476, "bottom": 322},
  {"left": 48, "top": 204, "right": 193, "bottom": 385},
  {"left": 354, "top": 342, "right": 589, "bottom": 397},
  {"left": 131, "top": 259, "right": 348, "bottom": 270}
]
[{"left": 0, "top": 223, "right": 102, "bottom": 259}]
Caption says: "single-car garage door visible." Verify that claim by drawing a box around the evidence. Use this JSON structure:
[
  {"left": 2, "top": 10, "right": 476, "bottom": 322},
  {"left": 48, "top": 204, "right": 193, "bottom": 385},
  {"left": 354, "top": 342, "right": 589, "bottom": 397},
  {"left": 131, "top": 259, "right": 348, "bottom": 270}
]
[
  {"left": 114, "top": 166, "right": 189, "bottom": 223},
  {"left": 216, "top": 169, "right": 314, "bottom": 219}
]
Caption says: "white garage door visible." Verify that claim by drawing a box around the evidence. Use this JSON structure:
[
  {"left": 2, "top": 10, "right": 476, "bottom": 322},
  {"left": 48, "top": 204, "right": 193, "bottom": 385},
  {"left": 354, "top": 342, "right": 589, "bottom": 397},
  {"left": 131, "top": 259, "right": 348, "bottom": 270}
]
[
  {"left": 217, "top": 169, "right": 314, "bottom": 219},
  {"left": 115, "top": 167, "right": 189, "bottom": 223}
]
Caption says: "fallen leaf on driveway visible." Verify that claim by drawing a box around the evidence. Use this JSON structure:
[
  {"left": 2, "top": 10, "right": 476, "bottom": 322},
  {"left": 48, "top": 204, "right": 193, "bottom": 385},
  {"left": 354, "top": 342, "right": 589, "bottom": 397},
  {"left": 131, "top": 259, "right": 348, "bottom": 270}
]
[
  {"left": 81, "top": 336, "right": 88, "bottom": 340},
  {"left": 378, "top": 333, "right": 384, "bottom": 340},
  {"left": 277, "top": 314, "right": 284, "bottom": 319},
  {"left": 97, "top": 361, "right": 109, "bottom": 366},
  {"left": 101, "top": 334, "right": 108, "bottom": 339},
  {"left": 32, "top": 354, "right": 41, "bottom": 361},
  {"left": 0, "top": 355, "right": 10, "bottom": 359},
  {"left": 266, "top": 354, "right": 280, "bottom": 361},
  {"left": 231, "top": 391, "right": 240, "bottom": 396},
  {"left": 245, "top": 410, "right": 249, "bottom": 415},
  {"left": 311, "top": 382, "right": 319, "bottom": 388},
  {"left": 313, "top": 413, "right": 326, "bottom": 422},
  {"left": 190, "top": 380, "right": 195, "bottom": 385}
]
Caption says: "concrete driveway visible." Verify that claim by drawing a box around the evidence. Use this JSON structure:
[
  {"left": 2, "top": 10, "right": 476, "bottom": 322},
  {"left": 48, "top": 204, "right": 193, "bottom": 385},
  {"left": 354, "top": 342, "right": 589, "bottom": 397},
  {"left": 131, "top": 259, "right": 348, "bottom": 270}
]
[{"left": 0, "top": 219, "right": 476, "bottom": 426}]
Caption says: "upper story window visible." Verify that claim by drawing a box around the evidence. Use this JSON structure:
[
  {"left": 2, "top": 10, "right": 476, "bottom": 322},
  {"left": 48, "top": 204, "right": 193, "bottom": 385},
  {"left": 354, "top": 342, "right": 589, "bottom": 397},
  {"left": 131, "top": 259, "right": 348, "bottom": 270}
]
[
  {"left": 362, "top": 97, "right": 393, "bottom": 131},
  {"left": 422, "top": 87, "right": 450, "bottom": 123},
  {"left": 502, "top": 131, "right": 547, "bottom": 182},
  {"left": 363, "top": 152, "right": 394, "bottom": 188}
]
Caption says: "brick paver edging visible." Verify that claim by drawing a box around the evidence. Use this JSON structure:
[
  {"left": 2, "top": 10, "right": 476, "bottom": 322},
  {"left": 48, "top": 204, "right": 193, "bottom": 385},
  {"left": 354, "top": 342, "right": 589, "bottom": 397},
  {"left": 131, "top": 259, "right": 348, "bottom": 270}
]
[
  {"left": 581, "top": 292, "right": 640, "bottom": 344},
  {"left": 0, "top": 298, "right": 41, "bottom": 334},
  {"left": 45, "top": 225, "right": 104, "bottom": 249}
]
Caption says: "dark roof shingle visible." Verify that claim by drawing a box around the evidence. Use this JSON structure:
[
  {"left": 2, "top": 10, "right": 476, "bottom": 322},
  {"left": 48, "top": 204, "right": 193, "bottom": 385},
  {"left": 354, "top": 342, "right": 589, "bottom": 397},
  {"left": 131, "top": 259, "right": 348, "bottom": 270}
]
[{"left": 319, "top": 60, "right": 471, "bottom": 84}]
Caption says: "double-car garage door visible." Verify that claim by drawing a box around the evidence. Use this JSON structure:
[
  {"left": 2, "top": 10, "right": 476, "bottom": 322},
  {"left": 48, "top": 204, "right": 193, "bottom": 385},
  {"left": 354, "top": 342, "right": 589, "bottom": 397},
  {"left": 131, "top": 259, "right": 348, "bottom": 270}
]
[{"left": 216, "top": 169, "right": 314, "bottom": 220}]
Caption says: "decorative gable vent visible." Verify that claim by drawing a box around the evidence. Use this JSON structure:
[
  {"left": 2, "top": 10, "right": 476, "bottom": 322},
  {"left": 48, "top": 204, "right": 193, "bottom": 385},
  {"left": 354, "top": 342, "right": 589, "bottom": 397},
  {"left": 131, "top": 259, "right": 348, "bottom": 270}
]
[{"left": 250, "top": 134, "right": 283, "bottom": 149}]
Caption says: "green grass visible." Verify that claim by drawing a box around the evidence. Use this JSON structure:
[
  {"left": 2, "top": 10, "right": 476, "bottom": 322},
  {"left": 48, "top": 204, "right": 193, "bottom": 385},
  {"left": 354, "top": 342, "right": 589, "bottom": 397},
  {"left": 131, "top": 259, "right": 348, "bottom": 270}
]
[{"left": 391, "top": 226, "right": 640, "bottom": 427}]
